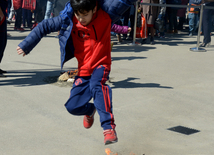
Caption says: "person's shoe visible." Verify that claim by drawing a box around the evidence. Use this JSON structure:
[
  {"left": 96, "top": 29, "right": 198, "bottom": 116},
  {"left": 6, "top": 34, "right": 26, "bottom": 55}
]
[
  {"left": 126, "top": 37, "right": 133, "bottom": 40},
  {"left": 0, "top": 69, "right": 7, "bottom": 74},
  {"left": 31, "top": 23, "right": 38, "bottom": 30},
  {"left": 150, "top": 37, "right": 155, "bottom": 45},
  {"left": 122, "top": 36, "right": 127, "bottom": 40},
  {"left": 7, "top": 20, "right": 11, "bottom": 24},
  {"left": 103, "top": 129, "right": 118, "bottom": 145},
  {"left": 174, "top": 29, "right": 178, "bottom": 34},
  {"left": 167, "top": 30, "right": 174, "bottom": 34},
  {"left": 199, "top": 42, "right": 211, "bottom": 47},
  {"left": 7, "top": 33, "right": 12, "bottom": 38},
  {"left": 0, "top": 73, "right": 6, "bottom": 77},
  {"left": 141, "top": 38, "right": 147, "bottom": 45},
  {"left": 14, "top": 27, "right": 25, "bottom": 31},
  {"left": 83, "top": 109, "right": 96, "bottom": 129},
  {"left": 189, "top": 32, "right": 193, "bottom": 37},
  {"left": 117, "top": 34, "right": 122, "bottom": 42}
]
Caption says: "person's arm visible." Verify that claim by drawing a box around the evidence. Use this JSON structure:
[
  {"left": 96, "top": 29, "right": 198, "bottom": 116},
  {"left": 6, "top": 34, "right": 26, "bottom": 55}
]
[
  {"left": 17, "top": 16, "right": 63, "bottom": 56},
  {"left": 111, "top": 24, "right": 131, "bottom": 34}
]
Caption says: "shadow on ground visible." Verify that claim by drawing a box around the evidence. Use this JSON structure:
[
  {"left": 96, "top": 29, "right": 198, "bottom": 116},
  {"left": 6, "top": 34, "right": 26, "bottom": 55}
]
[
  {"left": 110, "top": 77, "right": 173, "bottom": 89},
  {"left": 0, "top": 69, "right": 62, "bottom": 87}
]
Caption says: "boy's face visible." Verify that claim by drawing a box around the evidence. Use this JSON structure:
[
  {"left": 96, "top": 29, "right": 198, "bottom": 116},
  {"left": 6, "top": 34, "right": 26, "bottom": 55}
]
[{"left": 74, "top": 6, "right": 97, "bottom": 26}]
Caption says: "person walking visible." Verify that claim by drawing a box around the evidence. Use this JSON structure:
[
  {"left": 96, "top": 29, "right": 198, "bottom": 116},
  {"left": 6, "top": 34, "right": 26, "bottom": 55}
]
[
  {"left": 141, "top": 0, "right": 159, "bottom": 44},
  {"left": 188, "top": 0, "right": 202, "bottom": 36}
]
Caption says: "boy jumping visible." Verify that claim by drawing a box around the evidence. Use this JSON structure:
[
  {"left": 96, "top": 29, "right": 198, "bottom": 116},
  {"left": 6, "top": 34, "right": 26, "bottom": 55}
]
[{"left": 17, "top": 0, "right": 136, "bottom": 145}]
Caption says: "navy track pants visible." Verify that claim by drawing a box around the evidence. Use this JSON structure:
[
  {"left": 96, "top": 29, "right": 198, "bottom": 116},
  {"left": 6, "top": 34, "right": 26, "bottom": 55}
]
[{"left": 65, "top": 65, "right": 116, "bottom": 130}]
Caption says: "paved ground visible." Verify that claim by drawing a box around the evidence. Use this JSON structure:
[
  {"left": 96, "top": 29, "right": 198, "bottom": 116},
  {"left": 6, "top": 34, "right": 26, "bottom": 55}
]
[{"left": 1, "top": 23, "right": 214, "bottom": 155}]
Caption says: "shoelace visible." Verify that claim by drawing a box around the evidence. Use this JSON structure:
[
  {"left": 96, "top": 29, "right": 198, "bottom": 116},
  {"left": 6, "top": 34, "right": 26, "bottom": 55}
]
[
  {"left": 103, "top": 129, "right": 113, "bottom": 136},
  {"left": 85, "top": 115, "right": 93, "bottom": 122}
]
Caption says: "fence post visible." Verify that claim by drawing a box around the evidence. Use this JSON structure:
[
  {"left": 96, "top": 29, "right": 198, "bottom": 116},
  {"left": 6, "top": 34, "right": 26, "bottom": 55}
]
[
  {"left": 190, "top": 4, "right": 206, "bottom": 52},
  {"left": 129, "top": 1, "right": 139, "bottom": 46}
]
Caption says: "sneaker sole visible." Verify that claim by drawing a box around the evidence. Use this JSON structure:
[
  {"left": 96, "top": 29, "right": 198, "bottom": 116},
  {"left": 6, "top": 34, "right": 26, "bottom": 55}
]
[{"left": 105, "top": 139, "right": 118, "bottom": 145}]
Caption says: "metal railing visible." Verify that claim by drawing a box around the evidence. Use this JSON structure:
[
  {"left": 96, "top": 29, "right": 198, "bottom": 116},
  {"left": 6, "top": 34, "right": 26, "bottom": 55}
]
[{"left": 130, "top": 2, "right": 214, "bottom": 52}]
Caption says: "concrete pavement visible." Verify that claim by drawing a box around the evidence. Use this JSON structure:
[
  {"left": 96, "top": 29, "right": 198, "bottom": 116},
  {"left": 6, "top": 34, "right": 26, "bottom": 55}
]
[{"left": 1, "top": 23, "right": 214, "bottom": 155}]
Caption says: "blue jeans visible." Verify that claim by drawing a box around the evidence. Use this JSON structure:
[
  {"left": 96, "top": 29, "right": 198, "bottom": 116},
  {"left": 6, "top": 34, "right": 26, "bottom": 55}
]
[
  {"left": 44, "top": 1, "right": 53, "bottom": 19},
  {"left": 188, "top": 13, "right": 199, "bottom": 32}
]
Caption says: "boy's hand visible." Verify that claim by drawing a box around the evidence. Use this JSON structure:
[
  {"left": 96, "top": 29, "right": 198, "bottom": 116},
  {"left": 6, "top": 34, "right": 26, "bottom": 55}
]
[
  {"left": 128, "top": 27, "right": 131, "bottom": 33},
  {"left": 17, "top": 46, "right": 26, "bottom": 57}
]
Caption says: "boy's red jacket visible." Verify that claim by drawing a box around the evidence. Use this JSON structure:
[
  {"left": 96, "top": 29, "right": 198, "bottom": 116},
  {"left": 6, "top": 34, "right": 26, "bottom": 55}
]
[{"left": 72, "top": 8, "right": 111, "bottom": 76}]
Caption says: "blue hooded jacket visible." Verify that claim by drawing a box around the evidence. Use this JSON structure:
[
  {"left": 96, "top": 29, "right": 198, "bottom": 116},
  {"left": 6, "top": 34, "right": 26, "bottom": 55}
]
[{"left": 18, "top": 0, "right": 137, "bottom": 69}]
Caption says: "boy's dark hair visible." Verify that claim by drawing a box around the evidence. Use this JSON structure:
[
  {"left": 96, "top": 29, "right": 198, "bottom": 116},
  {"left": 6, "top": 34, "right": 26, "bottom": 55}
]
[{"left": 70, "top": 0, "right": 97, "bottom": 14}]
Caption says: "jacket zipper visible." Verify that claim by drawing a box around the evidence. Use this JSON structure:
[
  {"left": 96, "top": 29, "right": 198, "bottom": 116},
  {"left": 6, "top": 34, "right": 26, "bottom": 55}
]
[{"left": 92, "top": 25, "right": 97, "bottom": 40}]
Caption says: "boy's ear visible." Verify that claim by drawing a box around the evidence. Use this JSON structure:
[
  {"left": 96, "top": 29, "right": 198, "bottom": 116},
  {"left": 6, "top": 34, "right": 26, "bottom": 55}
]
[{"left": 92, "top": 6, "right": 97, "bottom": 14}]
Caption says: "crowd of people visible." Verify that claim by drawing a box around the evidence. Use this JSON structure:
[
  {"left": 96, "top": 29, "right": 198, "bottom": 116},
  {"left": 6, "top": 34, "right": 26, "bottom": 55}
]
[
  {"left": 3, "top": 0, "right": 214, "bottom": 43},
  {"left": 114, "top": 0, "right": 214, "bottom": 47}
]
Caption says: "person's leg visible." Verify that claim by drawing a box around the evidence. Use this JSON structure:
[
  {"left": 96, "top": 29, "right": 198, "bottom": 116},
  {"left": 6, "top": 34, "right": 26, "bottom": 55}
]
[
  {"left": 14, "top": 8, "right": 22, "bottom": 29},
  {"left": 26, "top": 10, "right": 32, "bottom": 28},
  {"left": 194, "top": 13, "right": 199, "bottom": 33},
  {"left": 188, "top": 13, "right": 194, "bottom": 35},
  {"left": 35, "top": 0, "right": 47, "bottom": 23},
  {"left": 168, "top": 8, "right": 174, "bottom": 32},
  {"left": 90, "top": 66, "right": 117, "bottom": 144},
  {"left": 202, "top": 9, "right": 211, "bottom": 44},
  {"left": 7, "top": 0, "right": 11, "bottom": 17},
  {"left": 0, "top": 17, "right": 7, "bottom": 76},
  {"left": 22, "top": 9, "right": 27, "bottom": 27},
  {"left": 8, "top": 0, "right": 14, "bottom": 22},
  {"left": 65, "top": 76, "right": 95, "bottom": 116},
  {"left": 129, "top": 13, "right": 135, "bottom": 39},
  {"left": 90, "top": 66, "right": 116, "bottom": 130},
  {"left": 122, "top": 8, "right": 130, "bottom": 39},
  {"left": 150, "top": 27, "right": 155, "bottom": 44},
  {"left": 173, "top": 9, "right": 178, "bottom": 32},
  {"left": 44, "top": 1, "right": 53, "bottom": 19}
]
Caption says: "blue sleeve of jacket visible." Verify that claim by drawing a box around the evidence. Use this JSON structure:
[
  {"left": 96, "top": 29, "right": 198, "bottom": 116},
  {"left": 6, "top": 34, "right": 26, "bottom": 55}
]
[
  {"left": 18, "top": 16, "right": 62, "bottom": 55},
  {"left": 99, "top": 0, "right": 138, "bottom": 24}
]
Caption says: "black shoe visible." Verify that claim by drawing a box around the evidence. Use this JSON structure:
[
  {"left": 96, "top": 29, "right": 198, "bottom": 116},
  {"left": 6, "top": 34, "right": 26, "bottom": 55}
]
[
  {"left": 199, "top": 42, "right": 211, "bottom": 47},
  {"left": 0, "top": 73, "right": 6, "bottom": 77},
  {"left": 150, "top": 37, "right": 155, "bottom": 45},
  {"left": 141, "top": 39, "right": 147, "bottom": 45},
  {"left": 0, "top": 69, "right": 7, "bottom": 74},
  {"left": 7, "top": 20, "right": 11, "bottom": 25}
]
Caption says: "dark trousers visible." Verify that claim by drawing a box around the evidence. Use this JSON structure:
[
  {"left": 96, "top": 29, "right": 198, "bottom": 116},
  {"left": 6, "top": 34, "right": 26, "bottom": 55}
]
[
  {"left": 123, "top": 8, "right": 131, "bottom": 38},
  {"left": 34, "top": 0, "right": 47, "bottom": 23},
  {"left": 202, "top": 8, "right": 214, "bottom": 44},
  {"left": 65, "top": 65, "right": 116, "bottom": 130},
  {"left": 15, "top": 8, "right": 22, "bottom": 28},
  {"left": 0, "top": 18, "right": 7, "bottom": 63},
  {"left": 168, "top": 8, "right": 178, "bottom": 30},
  {"left": 22, "top": 9, "right": 32, "bottom": 27}
]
